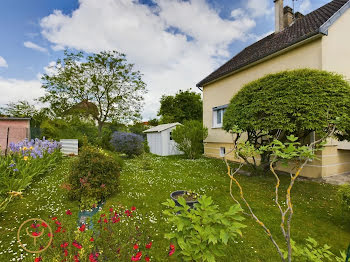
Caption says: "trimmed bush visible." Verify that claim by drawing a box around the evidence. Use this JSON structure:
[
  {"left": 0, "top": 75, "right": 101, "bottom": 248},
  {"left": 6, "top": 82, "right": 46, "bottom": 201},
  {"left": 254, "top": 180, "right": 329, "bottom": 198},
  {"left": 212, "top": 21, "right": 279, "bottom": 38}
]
[
  {"left": 110, "top": 132, "right": 144, "bottom": 157},
  {"left": 172, "top": 120, "right": 208, "bottom": 159},
  {"left": 68, "top": 146, "right": 122, "bottom": 209}
]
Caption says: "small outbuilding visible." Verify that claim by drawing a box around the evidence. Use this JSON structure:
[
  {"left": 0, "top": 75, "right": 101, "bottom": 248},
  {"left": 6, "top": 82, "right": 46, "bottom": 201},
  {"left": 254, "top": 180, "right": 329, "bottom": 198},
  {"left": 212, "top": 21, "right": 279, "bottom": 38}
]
[{"left": 144, "top": 123, "right": 182, "bottom": 156}]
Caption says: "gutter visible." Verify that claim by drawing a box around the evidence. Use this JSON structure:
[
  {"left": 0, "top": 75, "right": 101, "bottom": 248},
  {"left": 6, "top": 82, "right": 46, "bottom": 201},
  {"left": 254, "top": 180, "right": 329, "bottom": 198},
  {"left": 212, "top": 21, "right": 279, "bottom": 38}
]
[
  {"left": 197, "top": 32, "right": 323, "bottom": 88},
  {"left": 319, "top": 0, "right": 350, "bottom": 35}
]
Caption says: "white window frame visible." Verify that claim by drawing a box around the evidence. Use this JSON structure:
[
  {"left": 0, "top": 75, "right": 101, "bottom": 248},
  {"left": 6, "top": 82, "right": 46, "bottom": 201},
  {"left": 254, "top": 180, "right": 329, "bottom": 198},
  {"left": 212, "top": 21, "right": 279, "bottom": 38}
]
[
  {"left": 220, "top": 147, "right": 226, "bottom": 157},
  {"left": 212, "top": 105, "right": 228, "bottom": 128}
]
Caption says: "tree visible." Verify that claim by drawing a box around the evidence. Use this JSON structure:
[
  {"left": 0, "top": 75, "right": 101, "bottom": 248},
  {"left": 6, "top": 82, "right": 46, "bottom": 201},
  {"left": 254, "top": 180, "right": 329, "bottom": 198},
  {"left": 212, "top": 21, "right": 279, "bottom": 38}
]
[
  {"left": 40, "top": 50, "right": 147, "bottom": 136},
  {"left": 158, "top": 89, "right": 202, "bottom": 124},
  {"left": 223, "top": 69, "right": 350, "bottom": 173},
  {"left": 172, "top": 120, "right": 208, "bottom": 159}
]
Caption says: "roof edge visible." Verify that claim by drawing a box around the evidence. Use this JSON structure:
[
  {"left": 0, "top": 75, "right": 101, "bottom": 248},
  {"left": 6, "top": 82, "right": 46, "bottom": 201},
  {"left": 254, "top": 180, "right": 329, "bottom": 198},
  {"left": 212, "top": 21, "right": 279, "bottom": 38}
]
[
  {"left": 319, "top": 0, "right": 350, "bottom": 34},
  {"left": 197, "top": 32, "right": 323, "bottom": 87}
]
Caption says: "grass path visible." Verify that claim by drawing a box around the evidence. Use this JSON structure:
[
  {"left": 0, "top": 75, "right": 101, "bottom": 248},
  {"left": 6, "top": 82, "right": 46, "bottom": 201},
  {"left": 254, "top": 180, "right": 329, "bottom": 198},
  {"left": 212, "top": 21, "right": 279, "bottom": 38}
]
[{"left": 0, "top": 154, "right": 348, "bottom": 261}]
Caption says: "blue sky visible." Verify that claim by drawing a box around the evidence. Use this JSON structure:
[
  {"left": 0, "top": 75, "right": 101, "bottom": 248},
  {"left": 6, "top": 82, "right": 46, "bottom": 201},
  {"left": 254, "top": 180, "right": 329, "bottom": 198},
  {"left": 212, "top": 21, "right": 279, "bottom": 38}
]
[{"left": 0, "top": 0, "right": 330, "bottom": 119}]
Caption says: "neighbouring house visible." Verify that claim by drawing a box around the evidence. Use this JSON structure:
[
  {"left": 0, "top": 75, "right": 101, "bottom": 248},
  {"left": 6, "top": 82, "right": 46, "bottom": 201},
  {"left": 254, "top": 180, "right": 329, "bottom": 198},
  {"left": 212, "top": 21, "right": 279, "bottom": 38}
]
[
  {"left": 144, "top": 123, "right": 182, "bottom": 156},
  {"left": 0, "top": 117, "right": 31, "bottom": 154},
  {"left": 197, "top": 0, "right": 350, "bottom": 178}
]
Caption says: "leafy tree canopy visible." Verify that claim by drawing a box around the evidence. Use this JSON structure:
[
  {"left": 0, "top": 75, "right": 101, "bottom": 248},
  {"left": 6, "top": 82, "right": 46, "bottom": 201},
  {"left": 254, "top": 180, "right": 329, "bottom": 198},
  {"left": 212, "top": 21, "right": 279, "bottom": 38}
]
[
  {"left": 158, "top": 89, "right": 202, "bottom": 124},
  {"left": 40, "top": 50, "right": 147, "bottom": 134},
  {"left": 223, "top": 69, "right": 350, "bottom": 173}
]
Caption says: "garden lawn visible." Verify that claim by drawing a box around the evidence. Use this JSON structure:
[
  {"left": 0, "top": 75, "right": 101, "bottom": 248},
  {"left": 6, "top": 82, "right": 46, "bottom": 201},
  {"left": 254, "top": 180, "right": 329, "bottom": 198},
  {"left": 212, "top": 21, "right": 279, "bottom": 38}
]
[{"left": 0, "top": 154, "right": 348, "bottom": 261}]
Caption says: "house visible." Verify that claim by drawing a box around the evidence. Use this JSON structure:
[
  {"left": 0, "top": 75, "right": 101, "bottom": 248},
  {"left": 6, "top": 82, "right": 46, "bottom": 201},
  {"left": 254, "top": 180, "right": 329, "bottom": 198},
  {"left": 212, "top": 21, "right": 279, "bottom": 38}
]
[
  {"left": 197, "top": 0, "right": 350, "bottom": 178},
  {"left": 144, "top": 123, "right": 182, "bottom": 156},
  {"left": 0, "top": 117, "right": 31, "bottom": 154}
]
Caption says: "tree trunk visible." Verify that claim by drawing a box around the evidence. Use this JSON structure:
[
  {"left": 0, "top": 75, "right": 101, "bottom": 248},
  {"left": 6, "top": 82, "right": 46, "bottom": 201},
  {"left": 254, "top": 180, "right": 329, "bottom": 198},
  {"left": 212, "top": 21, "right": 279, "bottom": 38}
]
[{"left": 98, "top": 121, "right": 104, "bottom": 137}]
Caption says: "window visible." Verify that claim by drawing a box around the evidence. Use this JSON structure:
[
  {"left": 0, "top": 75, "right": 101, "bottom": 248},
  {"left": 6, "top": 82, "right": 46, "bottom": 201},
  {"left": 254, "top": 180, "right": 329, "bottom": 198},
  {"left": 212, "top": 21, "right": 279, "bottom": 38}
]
[
  {"left": 170, "top": 132, "right": 173, "bottom": 140},
  {"left": 220, "top": 147, "right": 226, "bottom": 157},
  {"left": 212, "top": 105, "right": 228, "bottom": 128}
]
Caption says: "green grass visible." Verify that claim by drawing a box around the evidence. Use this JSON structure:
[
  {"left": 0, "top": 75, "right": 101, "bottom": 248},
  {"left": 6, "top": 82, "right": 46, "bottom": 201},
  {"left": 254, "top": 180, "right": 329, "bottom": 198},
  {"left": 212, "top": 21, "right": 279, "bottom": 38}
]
[{"left": 0, "top": 154, "right": 349, "bottom": 261}]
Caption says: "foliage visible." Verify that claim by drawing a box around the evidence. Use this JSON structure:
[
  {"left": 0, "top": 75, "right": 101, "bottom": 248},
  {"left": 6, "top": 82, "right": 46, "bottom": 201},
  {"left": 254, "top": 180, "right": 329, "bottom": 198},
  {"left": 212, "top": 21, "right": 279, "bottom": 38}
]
[
  {"left": 129, "top": 122, "right": 147, "bottom": 137},
  {"left": 158, "top": 89, "right": 202, "bottom": 124},
  {"left": 0, "top": 138, "right": 61, "bottom": 212},
  {"left": 40, "top": 116, "right": 98, "bottom": 145},
  {"left": 163, "top": 195, "right": 245, "bottom": 262},
  {"left": 148, "top": 118, "right": 159, "bottom": 126},
  {"left": 67, "top": 146, "right": 122, "bottom": 209},
  {"left": 110, "top": 131, "right": 144, "bottom": 157},
  {"left": 284, "top": 237, "right": 347, "bottom": 262},
  {"left": 337, "top": 184, "right": 350, "bottom": 213},
  {"left": 224, "top": 134, "right": 331, "bottom": 262},
  {"left": 172, "top": 120, "right": 208, "bottom": 159},
  {"left": 40, "top": 50, "right": 147, "bottom": 135},
  {"left": 224, "top": 69, "right": 350, "bottom": 172}
]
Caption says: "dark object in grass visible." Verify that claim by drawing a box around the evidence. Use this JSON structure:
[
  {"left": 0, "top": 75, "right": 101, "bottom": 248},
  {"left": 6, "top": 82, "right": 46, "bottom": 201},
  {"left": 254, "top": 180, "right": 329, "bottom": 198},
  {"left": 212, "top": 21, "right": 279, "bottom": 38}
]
[{"left": 170, "top": 190, "right": 199, "bottom": 209}]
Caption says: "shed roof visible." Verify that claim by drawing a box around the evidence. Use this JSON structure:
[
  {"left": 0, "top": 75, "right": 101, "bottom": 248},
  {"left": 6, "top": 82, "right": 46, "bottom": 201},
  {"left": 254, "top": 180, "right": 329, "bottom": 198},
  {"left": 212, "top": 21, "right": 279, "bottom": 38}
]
[
  {"left": 143, "top": 123, "right": 181, "bottom": 133},
  {"left": 0, "top": 117, "right": 31, "bottom": 121},
  {"left": 197, "top": 0, "right": 350, "bottom": 87}
]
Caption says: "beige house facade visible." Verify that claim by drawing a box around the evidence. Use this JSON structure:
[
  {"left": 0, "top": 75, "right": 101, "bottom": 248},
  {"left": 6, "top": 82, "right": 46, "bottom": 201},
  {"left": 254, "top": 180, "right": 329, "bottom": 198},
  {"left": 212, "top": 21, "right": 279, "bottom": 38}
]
[{"left": 197, "top": 0, "right": 350, "bottom": 178}]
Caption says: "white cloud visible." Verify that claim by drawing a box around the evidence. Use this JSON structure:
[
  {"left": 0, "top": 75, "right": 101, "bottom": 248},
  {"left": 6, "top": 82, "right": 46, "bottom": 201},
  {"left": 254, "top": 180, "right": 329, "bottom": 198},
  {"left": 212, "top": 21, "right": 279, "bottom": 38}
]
[
  {"left": 0, "top": 56, "right": 8, "bottom": 68},
  {"left": 245, "top": 0, "right": 273, "bottom": 18},
  {"left": 0, "top": 77, "right": 43, "bottom": 105},
  {"left": 24, "top": 41, "right": 48, "bottom": 53},
  {"left": 39, "top": 0, "right": 258, "bottom": 119},
  {"left": 300, "top": 0, "right": 312, "bottom": 14}
]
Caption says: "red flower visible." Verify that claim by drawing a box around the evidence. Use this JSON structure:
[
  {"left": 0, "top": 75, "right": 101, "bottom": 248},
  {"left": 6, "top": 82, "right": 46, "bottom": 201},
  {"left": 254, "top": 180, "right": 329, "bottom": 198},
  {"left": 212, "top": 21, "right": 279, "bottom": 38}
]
[
  {"left": 133, "top": 244, "right": 139, "bottom": 250},
  {"left": 131, "top": 251, "right": 142, "bottom": 261},
  {"left": 72, "top": 241, "right": 82, "bottom": 249},
  {"left": 34, "top": 257, "right": 42, "bottom": 262},
  {"left": 64, "top": 249, "right": 68, "bottom": 257},
  {"left": 66, "top": 209, "right": 72, "bottom": 215},
  {"left": 55, "top": 226, "right": 62, "bottom": 233},
  {"left": 79, "top": 224, "right": 86, "bottom": 232},
  {"left": 31, "top": 231, "right": 42, "bottom": 237},
  {"left": 41, "top": 222, "right": 48, "bottom": 228},
  {"left": 60, "top": 242, "right": 69, "bottom": 248},
  {"left": 51, "top": 217, "right": 57, "bottom": 221},
  {"left": 47, "top": 233, "right": 53, "bottom": 237},
  {"left": 74, "top": 254, "right": 80, "bottom": 262},
  {"left": 103, "top": 218, "right": 108, "bottom": 223},
  {"left": 145, "top": 256, "right": 150, "bottom": 262},
  {"left": 90, "top": 237, "right": 94, "bottom": 242},
  {"left": 145, "top": 242, "right": 152, "bottom": 249},
  {"left": 55, "top": 220, "right": 61, "bottom": 226},
  {"left": 101, "top": 214, "right": 106, "bottom": 217},
  {"left": 109, "top": 207, "right": 113, "bottom": 212},
  {"left": 100, "top": 184, "right": 105, "bottom": 188},
  {"left": 89, "top": 253, "right": 99, "bottom": 262},
  {"left": 131, "top": 206, "right": 136, "bottom": 211},
  {"left": 125, "top": 210, "right": 131, "bottom": 217},
  {"left": 111, "top": 216, "right": 120, "bottom": 223},
  {"left": 169, "top": 244, "right": 175, "bottom": 256},
  {"left": 31, "top": 223, "right": 40, "bottom": 229}
]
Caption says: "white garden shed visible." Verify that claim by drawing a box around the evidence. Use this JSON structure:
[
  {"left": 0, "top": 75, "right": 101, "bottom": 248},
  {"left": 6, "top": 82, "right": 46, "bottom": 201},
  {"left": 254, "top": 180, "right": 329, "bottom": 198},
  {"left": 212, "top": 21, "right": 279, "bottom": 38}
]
[{"left": 144, "top": 123, "right": 182, "bottom": 156}]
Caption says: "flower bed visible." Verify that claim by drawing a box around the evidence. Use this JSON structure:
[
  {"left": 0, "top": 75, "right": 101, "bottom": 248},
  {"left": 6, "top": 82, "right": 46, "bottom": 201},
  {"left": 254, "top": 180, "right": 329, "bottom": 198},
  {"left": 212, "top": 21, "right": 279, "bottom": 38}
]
[{"left": 0, "top": 138, "right": 61, "bottom": 212}]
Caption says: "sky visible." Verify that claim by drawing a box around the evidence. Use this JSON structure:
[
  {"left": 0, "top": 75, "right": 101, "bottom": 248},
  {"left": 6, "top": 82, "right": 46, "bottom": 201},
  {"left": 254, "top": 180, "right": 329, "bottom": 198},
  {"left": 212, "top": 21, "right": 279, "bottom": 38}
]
[{"left": 0, "top": 0, "right": 330, "bottom": 120}]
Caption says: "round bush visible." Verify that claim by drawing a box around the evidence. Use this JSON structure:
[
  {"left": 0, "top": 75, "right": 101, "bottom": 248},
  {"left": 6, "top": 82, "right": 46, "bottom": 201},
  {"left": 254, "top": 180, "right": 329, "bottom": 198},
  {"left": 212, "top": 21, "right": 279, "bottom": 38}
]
[
  {"left": 68, "top": 146, "right": 122, "bottom": 209},
  {"left": 224, "top": 69, "right": 350, "bottom": 138},
  {"left": 110, "top": 132, "right": 144, "bottom": 157}
]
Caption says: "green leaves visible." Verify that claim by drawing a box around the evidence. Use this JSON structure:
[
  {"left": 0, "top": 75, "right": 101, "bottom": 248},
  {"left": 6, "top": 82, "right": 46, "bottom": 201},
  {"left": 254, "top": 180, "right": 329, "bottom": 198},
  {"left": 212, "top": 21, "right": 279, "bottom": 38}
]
[{"left": 163, "top": 195, "right": 245, "bottom": 262}]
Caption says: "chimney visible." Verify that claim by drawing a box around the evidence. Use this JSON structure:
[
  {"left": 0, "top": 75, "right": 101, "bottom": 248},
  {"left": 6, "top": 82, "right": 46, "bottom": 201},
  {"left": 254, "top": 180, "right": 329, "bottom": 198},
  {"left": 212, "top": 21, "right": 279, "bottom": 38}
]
[
  {"left": 283, "top": 6, "right": 294, "bottom": 28},
  {"left": 274, "top": 0, "right": 284, "bottom": 33}
]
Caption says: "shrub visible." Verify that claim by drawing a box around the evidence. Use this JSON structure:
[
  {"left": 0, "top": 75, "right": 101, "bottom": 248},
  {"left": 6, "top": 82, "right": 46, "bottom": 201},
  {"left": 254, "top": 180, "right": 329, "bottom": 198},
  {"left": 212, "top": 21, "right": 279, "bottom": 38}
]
[
  {"left": 110, "top": 132, "right": 144, "bottom": 157},
  {"left": 68, "top": 146, "right": 122, "bottom": 209},
  {"left": 0, "top": 138, "right": 61, "bottom": 212},
  {"left": 172, "top": 120, "right": 208, "bottom": 159},
  {"left": 338, "top": 184, "right": 350, "bottom": 213},
  {"left": 224, "top": 69, "right": 350, "bottom": 172},
  {"left": 162, "top": 196, "right": 245, "bottom": 262}
]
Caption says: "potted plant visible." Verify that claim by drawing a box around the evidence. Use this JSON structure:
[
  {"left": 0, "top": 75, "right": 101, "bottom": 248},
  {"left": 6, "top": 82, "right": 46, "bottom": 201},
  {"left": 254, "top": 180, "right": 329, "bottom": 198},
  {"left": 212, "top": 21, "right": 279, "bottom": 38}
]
[{"left": 170, "top": 190, "right": 200, "bottom": 209}]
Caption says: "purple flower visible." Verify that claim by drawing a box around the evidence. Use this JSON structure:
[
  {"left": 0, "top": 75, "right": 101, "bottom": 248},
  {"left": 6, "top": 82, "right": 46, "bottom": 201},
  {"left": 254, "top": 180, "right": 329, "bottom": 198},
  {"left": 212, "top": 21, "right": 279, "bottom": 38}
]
[{"left": 13, "top": 168, "right": 19, "bottom": 172}]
